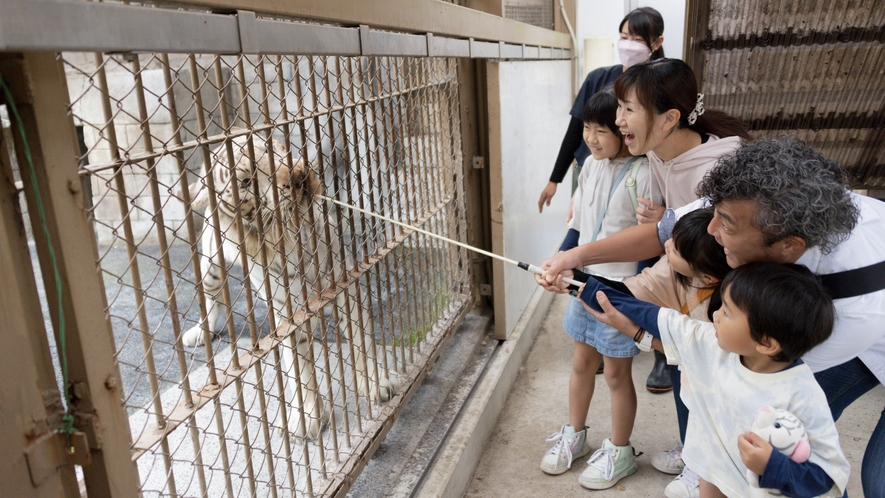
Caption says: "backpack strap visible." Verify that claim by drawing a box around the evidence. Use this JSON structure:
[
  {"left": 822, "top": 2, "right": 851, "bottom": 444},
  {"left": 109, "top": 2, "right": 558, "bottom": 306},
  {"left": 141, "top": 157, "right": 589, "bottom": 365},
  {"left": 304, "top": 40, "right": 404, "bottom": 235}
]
[
  {"left": 589, "top": 156, "right": 643, "bottom": 242},
  {"left": 819, "top": 259, "right": 885, "bottom": 299},
  {"left": 625, "top": 156, "right": 645, "bottom": 214}
]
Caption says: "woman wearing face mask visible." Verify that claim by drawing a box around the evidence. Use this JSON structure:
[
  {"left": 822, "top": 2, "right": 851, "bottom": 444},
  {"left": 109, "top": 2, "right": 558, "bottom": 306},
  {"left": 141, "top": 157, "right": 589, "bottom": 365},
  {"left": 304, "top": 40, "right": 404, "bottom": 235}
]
[
  {"left": 539, "top": 7, "right": 670, "bottom": 396},
  {"left": 538, "top": 6, "right": 664, "bottom": 216}
]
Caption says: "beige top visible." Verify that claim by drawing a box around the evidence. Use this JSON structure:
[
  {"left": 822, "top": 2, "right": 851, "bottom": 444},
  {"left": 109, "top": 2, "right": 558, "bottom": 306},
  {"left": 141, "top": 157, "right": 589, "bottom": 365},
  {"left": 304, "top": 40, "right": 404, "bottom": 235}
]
[
  {"left": 646, "top": 135, "right": 742, "bottom": 210},
  {"left": 624, "top": 255, "right": 713, "bottom": 322}
]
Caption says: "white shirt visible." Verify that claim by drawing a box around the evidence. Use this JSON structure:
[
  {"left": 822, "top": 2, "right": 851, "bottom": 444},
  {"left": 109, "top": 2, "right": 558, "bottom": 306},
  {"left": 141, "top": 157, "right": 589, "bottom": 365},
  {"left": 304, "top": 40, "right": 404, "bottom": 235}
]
[
  {"left": 672, "top": 194, "right": 885, "bottom": 383},
  {"left": 570, "top": 155, "right": 662, "bottom": 280},
  {"left": 658, "top": 309, "right": 850, "bottom": 497}
]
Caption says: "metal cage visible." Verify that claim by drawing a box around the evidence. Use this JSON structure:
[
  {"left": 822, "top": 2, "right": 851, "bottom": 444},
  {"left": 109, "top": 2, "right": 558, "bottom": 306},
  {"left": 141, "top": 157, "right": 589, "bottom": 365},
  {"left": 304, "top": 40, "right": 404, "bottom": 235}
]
[{"left": 65, "top": 49, "right": 470, "bottom": 496}]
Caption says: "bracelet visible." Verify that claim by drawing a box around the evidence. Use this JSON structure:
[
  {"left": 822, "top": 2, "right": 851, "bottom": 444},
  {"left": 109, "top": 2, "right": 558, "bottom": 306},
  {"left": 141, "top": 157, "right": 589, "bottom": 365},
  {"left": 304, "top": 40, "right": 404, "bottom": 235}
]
[
  {"left": 633, "top": 326, "right": 645, "bottom": 342},
  {"left": 635, "top": 328, "right": 654, "bottom": 352}
]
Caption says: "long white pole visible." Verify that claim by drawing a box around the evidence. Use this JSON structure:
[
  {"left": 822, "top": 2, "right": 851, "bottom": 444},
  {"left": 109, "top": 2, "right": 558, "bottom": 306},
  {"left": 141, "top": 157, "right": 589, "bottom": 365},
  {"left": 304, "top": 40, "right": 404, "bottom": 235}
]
[{"left": 317, "top": 194, "right": 583, "bottom": 288}]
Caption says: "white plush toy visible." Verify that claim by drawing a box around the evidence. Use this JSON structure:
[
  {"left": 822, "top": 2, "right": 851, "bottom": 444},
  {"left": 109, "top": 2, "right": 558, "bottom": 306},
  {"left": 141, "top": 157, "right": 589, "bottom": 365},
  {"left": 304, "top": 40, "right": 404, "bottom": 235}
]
[{"left": 747, "top": 405, "right": 811, "bottom": 497}]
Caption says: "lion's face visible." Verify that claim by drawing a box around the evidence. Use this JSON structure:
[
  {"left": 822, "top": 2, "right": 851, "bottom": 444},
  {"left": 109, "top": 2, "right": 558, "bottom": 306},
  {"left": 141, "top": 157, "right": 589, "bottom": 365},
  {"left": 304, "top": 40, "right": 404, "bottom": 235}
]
[{"left": 188, "top": 135, "right": 320, "bottom": 233}]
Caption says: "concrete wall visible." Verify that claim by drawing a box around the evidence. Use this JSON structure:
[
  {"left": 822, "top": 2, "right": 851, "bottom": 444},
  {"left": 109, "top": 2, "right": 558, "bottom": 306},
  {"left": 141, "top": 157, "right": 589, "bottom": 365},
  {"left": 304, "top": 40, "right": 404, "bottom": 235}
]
[
  {"left": 487, "top": 59, "right": 572, "bottom": 338},
  {"left": 65, "top": 54, "right": 232, "bottom": 245}
]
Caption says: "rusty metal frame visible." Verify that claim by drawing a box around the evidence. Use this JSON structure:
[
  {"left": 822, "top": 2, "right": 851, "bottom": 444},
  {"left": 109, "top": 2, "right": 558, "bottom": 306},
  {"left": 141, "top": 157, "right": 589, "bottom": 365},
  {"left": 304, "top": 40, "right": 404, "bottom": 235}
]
[
  {"left": 0, "top": 75, "right": 80, "bottom": 497},
  {"left": 0, "top": 0, "right": 571, "bottom": 57},
  {"left": 0, "top": 52, "right": 140, "bottom": 496},
  {"left": 163, "top": 0, "right": 570, "bottom": 48}
]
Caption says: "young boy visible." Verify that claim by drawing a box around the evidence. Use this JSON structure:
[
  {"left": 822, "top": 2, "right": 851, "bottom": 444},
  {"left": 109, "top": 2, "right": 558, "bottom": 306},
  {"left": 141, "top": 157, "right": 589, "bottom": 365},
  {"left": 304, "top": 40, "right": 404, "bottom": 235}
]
[{"left": 579, "top": 262, "right": 849, "bottom": 497}]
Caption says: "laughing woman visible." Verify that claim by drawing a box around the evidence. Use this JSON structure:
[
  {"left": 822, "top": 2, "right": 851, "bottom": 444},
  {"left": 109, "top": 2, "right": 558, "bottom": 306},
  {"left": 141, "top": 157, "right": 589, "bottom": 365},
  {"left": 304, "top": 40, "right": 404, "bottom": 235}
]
[{"left": 614, "top": 58, "right": 750, "bottom": 213}]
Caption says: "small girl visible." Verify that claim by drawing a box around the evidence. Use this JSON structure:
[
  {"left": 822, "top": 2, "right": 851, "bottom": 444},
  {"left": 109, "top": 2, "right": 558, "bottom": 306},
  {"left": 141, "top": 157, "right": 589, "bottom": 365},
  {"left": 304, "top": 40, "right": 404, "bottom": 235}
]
[
  {"left": 568, "top": 208, "right": 730, "bottom": 494},
  {"left": 624, "top": 208, "right": 732, "bottom": 322},
  {"left": 537, "top": 88, "right": 661, "bottom": 490},
  {"left": 539, "top": 208, "right": 731, "bottom": 488}
]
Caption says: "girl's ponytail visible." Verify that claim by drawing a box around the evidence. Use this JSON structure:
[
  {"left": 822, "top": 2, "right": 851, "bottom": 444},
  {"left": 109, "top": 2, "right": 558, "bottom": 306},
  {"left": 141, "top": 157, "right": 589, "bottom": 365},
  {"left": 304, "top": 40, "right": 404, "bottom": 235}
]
[{"left": 692, "top": 109, "right": 751, "bottom": 141}]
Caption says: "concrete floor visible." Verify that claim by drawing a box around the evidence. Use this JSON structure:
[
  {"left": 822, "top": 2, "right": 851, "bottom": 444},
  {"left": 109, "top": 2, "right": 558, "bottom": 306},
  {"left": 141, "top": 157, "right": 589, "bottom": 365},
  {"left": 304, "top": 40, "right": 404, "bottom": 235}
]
[{"left": 466, "top": 293, "right": 881, "bottom": 497}]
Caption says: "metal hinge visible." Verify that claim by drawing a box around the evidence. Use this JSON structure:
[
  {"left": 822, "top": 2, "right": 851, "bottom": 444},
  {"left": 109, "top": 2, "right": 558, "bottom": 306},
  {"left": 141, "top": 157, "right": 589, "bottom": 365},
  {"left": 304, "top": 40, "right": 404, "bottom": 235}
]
[{"left": 472, "top": 156, "right": 484, "bottom": 169}]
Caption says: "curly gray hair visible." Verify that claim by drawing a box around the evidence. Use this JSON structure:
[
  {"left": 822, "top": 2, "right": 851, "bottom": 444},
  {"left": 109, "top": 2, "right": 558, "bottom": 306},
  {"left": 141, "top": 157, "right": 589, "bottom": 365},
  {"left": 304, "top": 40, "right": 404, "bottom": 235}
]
[{"left": 696, "top": 137, "right": 858, "bottom": 253}]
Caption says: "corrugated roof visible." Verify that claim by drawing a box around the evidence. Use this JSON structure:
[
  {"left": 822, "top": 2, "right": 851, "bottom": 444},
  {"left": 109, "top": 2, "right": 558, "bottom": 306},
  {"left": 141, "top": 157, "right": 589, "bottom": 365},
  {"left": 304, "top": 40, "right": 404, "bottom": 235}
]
[{"left": 689, "top": 0, "right": 885, "bottom": 188}]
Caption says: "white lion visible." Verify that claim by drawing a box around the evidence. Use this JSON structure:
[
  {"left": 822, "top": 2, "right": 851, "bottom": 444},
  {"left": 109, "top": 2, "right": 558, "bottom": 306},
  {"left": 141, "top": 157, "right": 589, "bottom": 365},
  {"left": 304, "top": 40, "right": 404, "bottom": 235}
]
[{"left": 181, "top": 134, "right": 401, "bottom": 440}]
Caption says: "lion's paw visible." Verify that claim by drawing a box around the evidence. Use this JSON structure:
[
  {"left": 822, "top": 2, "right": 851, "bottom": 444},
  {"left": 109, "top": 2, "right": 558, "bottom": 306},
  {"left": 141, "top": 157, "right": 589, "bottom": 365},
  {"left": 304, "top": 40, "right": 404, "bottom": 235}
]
[{"left": 285, "top": 403, "right": 329, "bottom": 442}]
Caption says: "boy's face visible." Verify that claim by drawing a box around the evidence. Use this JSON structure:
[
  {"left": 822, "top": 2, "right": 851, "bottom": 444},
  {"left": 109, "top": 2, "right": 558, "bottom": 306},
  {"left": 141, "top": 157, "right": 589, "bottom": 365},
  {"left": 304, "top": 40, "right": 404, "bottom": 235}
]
[
  {"left": 712, "top": 287, "right": 756, "bottom": 355},
  {"left": 583, "top": 121, "right": 622, "bottom": 161}
]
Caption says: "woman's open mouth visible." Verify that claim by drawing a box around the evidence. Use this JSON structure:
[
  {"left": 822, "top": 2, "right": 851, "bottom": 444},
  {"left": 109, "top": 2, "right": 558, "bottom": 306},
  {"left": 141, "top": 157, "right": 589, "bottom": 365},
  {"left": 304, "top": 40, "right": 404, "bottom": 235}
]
[{"left": 623, "top": 133, "right": 635, "bottom": 146}]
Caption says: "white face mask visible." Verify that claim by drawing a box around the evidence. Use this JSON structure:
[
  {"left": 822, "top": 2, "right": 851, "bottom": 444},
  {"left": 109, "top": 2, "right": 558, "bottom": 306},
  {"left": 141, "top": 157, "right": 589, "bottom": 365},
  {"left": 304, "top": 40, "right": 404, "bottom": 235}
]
[{"left": 618, "top": 39, "right": 652, "bottom": 68}]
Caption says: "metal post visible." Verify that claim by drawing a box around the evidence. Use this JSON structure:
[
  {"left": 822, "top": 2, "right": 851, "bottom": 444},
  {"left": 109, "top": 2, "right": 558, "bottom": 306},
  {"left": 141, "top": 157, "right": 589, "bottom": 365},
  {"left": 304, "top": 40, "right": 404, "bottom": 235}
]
[
  {"left": 0, "top": 67, "right": 79, "bottom": 498},
  {"left": 683, "top": 0, "right": 711, "bottom": 91},
  {"left": 1, "top": 51, "right": 140, "bottom": 497},
  {"left": 456, "top": 57, "right": 488, "bottom": 310}
]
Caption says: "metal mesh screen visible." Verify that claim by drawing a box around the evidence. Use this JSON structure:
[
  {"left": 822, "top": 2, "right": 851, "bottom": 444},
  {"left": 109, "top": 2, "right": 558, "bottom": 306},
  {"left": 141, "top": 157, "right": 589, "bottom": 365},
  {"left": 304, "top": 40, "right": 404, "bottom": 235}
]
[
  {"left": 63, "top": 50, "right": 470, "bottom": 496},
  {"left": 504, "top": 0, "right": 555, "bottom": 31}
]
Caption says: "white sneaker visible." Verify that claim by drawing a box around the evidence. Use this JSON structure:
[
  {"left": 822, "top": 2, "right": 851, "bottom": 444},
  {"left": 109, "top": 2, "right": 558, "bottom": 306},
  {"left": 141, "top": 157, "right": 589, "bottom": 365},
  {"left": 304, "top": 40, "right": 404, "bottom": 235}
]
[
  {"left": 664, "top": 467, "right": 700, "bottom": 498},
  {"left": 578, "top": 438, "right": 638, "bottom": 490},
  {"left": 539, "top": 425, "right": 591, "bottom": 475},
  {"left": 652, "top": 442, "right": 685, "bottom": 475}
]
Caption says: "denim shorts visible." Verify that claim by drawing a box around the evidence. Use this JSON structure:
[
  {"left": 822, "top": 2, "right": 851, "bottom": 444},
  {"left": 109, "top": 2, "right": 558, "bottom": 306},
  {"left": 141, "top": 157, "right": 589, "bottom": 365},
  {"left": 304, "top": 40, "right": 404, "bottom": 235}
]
[{"left": 563, "top": 297, "right": 639, "bottom": 358}]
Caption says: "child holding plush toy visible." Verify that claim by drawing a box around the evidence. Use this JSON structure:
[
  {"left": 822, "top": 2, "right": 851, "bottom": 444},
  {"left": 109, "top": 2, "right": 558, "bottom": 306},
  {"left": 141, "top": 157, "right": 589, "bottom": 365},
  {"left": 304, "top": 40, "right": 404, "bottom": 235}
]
[
  {"left": 579, "top": 262, "right": 849, "bottom": 497},
  {"left": 746, "top": 406, "right": 811, "bottom": 498}
]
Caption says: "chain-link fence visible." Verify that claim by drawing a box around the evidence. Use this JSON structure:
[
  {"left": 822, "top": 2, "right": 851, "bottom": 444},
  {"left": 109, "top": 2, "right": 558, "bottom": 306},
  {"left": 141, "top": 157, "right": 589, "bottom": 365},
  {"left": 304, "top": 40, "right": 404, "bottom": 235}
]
[{"left": 62, "top": 48, "right": 470, "bottom": 496}]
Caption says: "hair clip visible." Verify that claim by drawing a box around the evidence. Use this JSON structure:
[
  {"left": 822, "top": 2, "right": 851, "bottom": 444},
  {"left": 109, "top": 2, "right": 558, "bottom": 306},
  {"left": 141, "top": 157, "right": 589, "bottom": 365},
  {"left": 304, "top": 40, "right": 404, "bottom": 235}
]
[{"left": 687, "top": 93, "right": 705, "bottom": 125}]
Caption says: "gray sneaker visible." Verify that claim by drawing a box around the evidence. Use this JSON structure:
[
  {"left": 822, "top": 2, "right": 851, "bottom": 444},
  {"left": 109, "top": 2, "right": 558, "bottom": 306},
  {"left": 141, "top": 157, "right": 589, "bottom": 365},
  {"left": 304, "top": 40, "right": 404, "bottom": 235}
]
[
  {"left": 651, "top": 442, "right": 685, "bottom": 474},
  {"left": 540, "top": 424, "right": 591, "bottom": 475}
]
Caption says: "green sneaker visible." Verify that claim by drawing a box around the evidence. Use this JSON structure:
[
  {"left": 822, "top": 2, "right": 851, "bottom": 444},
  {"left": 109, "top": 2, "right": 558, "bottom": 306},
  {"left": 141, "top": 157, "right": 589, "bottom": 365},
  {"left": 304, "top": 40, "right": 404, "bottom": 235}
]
[
  {"left": 540, "top": 424, "right": 591, "bottom": 475},
  {"left": 578, "top": 438, "right": 638, "bottom": 489}
]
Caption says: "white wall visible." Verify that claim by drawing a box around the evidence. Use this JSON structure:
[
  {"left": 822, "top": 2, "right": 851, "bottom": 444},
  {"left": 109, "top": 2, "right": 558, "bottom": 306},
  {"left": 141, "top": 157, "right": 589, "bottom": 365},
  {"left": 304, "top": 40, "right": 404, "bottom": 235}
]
[
  {"left": 576, "top": 0, "right": 686, "bottom": 76},
  {"left": 488, "top": 60, "right": 572, "bottom": 337}
]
